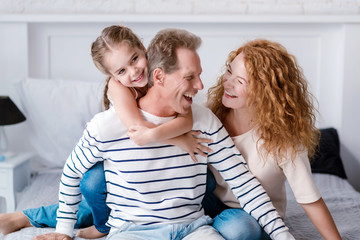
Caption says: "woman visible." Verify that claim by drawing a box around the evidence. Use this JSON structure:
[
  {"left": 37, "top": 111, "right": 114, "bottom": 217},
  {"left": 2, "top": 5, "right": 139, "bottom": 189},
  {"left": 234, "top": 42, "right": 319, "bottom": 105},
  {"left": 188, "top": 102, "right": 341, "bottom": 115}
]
[{"left": 204, "top": 39, "right": 341, "bottom": 240}]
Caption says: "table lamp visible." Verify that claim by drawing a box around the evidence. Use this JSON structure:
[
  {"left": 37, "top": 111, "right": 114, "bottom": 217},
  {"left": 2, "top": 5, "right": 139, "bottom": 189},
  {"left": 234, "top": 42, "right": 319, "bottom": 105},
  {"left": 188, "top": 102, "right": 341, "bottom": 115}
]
[{"left": 0, "top": 96, "right": 26, "bottom": 161}]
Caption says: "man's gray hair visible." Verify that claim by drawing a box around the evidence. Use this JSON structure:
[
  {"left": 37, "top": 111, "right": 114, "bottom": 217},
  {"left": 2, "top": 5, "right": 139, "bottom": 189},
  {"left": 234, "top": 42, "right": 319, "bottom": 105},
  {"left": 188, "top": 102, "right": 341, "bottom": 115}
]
[{"left": 146, "top": 28, "right": 202, "bottom": 86}]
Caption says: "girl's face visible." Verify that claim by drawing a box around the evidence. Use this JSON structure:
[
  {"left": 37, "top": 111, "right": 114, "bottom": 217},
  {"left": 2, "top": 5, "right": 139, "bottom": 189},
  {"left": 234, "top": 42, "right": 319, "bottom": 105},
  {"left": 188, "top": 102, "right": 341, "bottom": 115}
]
[
  {"left": 222, "top": 52, "right": 249, "bottom": 110},
  {"left": 104, "top": 42, "right": 148, "bottom": 88}
]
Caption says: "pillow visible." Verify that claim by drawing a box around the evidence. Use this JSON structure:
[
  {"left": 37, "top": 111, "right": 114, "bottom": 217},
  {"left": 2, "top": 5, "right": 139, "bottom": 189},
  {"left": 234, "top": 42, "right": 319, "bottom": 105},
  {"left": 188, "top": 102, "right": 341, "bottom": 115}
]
[
  {"left": 14, "top": 78, "right": 104, "bottom": 168},
  {"left": 310, "top": 128, "right": 347, "bottom": 179}
]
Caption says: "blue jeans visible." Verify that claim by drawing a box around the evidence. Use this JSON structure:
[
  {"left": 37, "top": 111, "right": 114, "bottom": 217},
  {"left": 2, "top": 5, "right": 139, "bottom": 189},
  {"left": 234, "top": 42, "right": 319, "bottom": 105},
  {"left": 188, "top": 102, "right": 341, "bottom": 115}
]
[
  {"left": 24, "top": 165, "right": 270, "bottom": 239},
  {"left": 202, "top": 169, "right": 271, "bottom": 240},
  {"left": 23, "top": 199, "right": 93, "bottom": 229},
  {"left": 23, "top": 161, "right": 110, "bottom": 233},
  {"left": 107, "top": 215, "right": 216, "bottom": 240}
]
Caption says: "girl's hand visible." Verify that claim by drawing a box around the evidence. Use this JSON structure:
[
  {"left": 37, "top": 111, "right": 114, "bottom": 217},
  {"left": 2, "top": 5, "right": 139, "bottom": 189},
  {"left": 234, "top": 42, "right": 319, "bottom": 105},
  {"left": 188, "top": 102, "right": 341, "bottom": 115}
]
[
  {"left": 128, "top": 127, "right": 213, "bottom": 162},
  {"left": 127, "top": 125, "right": 154, "bottom": 146},
  {"left": 177, "top": 131, "right": 213, "bottom": 162}
]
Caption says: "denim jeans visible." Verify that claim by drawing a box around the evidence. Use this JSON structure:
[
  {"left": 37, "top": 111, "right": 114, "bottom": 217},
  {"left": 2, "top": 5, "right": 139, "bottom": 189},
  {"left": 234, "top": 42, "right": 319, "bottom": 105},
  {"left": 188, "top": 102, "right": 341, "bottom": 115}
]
[
  {"left": 24, "top": 164, "right": 270, "bottom": 239},
  {"left": 23, "top": 199, "right": 93, "bottom": 229},
  {"left": 79, "top": 161, "right": 110, "bottom": 233},
  {"left": 107, "top": 215, "right": 223, "bottom": 240},
  {"left": 202, "top": 169, "right": 271, "bottom": 240},
  {"left": 23, "top": 161, "right": 110, "bottom": 233}
]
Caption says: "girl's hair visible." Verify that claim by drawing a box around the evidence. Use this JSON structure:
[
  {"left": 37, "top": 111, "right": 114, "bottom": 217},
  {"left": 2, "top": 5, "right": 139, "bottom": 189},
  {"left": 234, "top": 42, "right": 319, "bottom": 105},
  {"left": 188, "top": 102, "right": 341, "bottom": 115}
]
[
  {"left": 207, "top": 39, "right": 319, "bottom": 163},
  {"left": 91, "top": 25, "right": 146, "bottom": 109},
  {"left": 146, "top": 28, "right": 201, "bottom": 87}
]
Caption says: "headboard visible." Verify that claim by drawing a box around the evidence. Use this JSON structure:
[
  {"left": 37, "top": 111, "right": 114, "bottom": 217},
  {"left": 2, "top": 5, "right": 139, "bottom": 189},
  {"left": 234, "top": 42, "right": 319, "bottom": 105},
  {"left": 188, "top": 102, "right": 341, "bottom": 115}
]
[{"left": 1, "top": 14, "right": 360, "bottom": 189}]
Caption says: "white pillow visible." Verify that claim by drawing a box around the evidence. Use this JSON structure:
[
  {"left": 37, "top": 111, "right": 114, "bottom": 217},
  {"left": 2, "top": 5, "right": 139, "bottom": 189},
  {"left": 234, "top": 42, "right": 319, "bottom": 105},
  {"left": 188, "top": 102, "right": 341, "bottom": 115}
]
[{"left": 15, "top": 78, "right": 104, "bottom": 168}]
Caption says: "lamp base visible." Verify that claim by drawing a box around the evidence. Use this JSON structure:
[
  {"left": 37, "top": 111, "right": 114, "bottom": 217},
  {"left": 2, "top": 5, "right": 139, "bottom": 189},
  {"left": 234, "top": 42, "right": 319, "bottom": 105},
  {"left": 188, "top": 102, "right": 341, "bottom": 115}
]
[{"left": 0, "top": 126, "right": 7, "bottom": 153}]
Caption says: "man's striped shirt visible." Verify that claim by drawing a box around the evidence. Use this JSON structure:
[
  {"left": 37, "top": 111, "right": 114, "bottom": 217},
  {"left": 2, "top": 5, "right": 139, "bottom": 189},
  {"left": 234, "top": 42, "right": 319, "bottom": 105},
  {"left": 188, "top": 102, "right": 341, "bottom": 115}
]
[{"left": 56, "top": 104, "right": 293, "bottom": 239}]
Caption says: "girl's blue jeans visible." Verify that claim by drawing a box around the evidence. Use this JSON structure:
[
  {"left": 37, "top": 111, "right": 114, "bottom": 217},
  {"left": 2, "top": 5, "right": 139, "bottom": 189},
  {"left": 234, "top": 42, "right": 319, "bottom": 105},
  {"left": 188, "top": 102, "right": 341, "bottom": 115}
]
[
  {"left": 23, "top": 161, "right": 111, "bottom": 234},
  {"left": 23, "top": 163, "right": 270, "bottom": 239}
]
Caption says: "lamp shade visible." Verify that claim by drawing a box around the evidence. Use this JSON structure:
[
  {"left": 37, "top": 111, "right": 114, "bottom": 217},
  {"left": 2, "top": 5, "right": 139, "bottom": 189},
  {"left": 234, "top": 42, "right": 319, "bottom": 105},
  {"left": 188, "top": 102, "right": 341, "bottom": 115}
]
[{"left": 0, "top": 96, "right": 26, "bottom": 126}]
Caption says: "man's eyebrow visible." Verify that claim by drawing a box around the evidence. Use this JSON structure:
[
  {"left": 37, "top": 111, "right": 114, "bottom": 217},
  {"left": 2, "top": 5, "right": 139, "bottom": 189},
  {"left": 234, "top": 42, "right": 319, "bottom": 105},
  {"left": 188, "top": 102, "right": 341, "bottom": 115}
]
[{"left": 185, "top": 72, "right": 196, "bottom": 77}]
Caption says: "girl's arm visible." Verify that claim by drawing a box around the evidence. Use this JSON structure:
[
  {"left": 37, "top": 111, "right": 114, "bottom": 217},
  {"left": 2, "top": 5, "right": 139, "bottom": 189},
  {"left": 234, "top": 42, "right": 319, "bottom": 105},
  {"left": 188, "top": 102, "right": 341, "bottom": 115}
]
[
  {"left": 128, "top": 110, "right": 193, "bottom": 145},
  {"left": 301, "top": 198, "right": 341, "bottom": 240},
  {"left": 108, "top": 79, "right": 212, "bottom": 161},
  {"left": 108, "top": 78, "right": 152, "bottom": 129},
  {"left": 108, "top": 78, "right": 193, "bottom": 138},
  {"left": 128, "top": 126, "right": 213, "bottom": 162}
]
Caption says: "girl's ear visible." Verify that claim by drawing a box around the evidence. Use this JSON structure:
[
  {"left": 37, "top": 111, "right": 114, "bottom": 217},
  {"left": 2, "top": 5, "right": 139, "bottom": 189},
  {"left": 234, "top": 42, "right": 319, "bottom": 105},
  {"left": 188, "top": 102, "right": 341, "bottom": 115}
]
[{"left": 153, "top": 68, "right": 165, "bottom": 86}]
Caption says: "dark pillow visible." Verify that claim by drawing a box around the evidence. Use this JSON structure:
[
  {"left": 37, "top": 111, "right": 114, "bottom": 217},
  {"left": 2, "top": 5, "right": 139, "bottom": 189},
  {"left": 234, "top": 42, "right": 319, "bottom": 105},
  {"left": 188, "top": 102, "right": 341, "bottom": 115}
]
[{"left": 310, "top": 128, "right": 347, "bottom": 179}]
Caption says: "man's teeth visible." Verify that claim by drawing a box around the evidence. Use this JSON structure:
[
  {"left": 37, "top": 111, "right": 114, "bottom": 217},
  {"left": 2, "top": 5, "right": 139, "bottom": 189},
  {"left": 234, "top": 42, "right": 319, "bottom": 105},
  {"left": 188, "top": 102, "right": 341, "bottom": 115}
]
[{"left": 184, "top": 94, "right": 194, "bottom": 98}]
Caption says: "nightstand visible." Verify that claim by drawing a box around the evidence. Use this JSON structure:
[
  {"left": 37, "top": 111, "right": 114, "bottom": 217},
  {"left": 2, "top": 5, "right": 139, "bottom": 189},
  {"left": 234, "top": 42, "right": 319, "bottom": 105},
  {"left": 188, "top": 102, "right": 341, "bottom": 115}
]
[{"left": 0, "top": 152, "right": 34, "bottom": 213}]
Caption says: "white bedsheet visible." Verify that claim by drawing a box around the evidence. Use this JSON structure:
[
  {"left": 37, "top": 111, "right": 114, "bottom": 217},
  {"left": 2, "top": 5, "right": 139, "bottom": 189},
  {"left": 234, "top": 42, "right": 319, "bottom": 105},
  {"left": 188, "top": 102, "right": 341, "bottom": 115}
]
[
  {"left": 285, "top": 173, "right": 360, "bottom": 240},
  {"left": 2, "top": 169, "right": 106, "bottom": 240},
  {"left": 2, "top": 171, "right": 360, "bottom": 240}
]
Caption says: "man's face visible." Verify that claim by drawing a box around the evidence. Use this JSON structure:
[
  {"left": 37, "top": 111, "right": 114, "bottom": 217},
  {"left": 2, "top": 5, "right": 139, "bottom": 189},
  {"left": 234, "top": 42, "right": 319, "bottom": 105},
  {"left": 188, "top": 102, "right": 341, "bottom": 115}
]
[{"left": 162, "top": 48, "right": 203, "bottom": 115}]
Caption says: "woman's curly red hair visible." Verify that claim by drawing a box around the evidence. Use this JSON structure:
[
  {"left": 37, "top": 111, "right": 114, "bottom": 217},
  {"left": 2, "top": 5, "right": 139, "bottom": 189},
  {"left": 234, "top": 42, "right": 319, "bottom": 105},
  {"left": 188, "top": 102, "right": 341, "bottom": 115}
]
[{"left": 207, "top": 39, "right": 319, "bottom": 163}]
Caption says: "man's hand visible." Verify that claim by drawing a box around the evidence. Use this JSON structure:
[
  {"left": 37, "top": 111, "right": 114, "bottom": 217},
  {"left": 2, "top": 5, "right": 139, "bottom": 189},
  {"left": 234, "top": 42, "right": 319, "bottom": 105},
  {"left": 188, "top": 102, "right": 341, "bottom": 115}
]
[{"left": 32, "top": 232, "right": 72, "bottom": 240}]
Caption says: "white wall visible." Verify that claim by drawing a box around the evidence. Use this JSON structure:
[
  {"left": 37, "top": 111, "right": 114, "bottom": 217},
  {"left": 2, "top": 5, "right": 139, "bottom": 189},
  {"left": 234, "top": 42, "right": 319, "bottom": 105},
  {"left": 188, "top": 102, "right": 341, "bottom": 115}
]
[
  {"left": 0, "top": 0, "right": 360, "bottom": 15},
  {"left": 341, "top": 24, "right": 360, "bottom": 190},
  {"left": 0, "top": 23, "right": 30, "bottom": 152}
]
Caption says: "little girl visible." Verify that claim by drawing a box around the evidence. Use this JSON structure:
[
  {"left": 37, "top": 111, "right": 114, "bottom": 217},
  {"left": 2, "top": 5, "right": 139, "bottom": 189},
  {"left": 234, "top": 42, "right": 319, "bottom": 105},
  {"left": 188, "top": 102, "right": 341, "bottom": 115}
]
[
  {"left": 94, "top": 25, "right": 211, "bottom": 161},
  {"left": 0, "top": 25, "right": 211, "bottom": 239}
]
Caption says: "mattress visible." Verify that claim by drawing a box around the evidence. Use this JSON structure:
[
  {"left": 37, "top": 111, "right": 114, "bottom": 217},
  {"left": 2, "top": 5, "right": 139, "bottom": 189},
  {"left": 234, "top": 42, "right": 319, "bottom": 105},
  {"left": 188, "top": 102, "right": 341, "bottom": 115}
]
[
  {"left": 285, "top": 173, "right": 360, "bottom": 240},
  {"left": 2, "top": 169, "right": 106, "bottom": 240},
  {"left": 2, "top": 170, "right": 360, "bottom": 240}
]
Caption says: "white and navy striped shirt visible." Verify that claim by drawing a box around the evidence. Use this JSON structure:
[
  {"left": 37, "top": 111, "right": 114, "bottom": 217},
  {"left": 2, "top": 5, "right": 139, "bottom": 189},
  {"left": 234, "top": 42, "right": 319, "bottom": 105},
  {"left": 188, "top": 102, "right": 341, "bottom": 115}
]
[{"left": 56, "top": 104, "right": 293, "bottom": 239}]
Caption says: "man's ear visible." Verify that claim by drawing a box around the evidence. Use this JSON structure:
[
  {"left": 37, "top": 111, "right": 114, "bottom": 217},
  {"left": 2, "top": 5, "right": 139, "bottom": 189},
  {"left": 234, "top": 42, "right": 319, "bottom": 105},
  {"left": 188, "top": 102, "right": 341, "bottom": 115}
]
[{"left": 152, "top": 68, "right": 165, "bottom": 86}]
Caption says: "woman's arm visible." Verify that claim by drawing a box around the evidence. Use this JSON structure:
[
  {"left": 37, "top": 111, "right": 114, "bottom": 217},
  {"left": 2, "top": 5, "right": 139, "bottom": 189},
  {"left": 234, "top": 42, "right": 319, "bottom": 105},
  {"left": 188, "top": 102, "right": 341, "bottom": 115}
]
[{"left": 301, "top": 198, "right": 341, "bottom": 240}]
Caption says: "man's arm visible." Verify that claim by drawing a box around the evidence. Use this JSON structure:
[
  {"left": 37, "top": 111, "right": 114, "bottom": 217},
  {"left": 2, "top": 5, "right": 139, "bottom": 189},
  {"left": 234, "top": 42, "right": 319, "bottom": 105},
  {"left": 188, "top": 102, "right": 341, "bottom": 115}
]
[
  {"left": 55, "top": 120, "right": 104, "bottom": 238},
  {"left": 201, "top": 109, "right": 294, "bottom": 239}
]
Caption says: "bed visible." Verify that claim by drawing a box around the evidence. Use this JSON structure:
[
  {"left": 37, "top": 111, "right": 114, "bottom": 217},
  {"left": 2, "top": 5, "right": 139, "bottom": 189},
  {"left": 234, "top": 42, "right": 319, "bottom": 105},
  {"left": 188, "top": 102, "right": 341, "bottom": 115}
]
[
  {"left": 1, "top": 15, "right": 360, "bottom": 240},
  {"left": 1, "top": 77, "right": 359, "bottom": 240},
  {"left": 5, "top": 173, "right": 360, "bottom": 240}
]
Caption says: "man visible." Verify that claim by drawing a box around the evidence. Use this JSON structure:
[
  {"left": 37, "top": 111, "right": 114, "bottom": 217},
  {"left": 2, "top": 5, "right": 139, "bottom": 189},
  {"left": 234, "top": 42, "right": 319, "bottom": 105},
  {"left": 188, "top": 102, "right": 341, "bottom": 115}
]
[{"left": 35, "top": 28, "right": 294, "bottom": 240}]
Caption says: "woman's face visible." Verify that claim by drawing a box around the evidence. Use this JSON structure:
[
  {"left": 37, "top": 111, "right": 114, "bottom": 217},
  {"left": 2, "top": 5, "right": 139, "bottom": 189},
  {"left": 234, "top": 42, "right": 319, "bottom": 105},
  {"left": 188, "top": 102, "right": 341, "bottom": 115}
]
[
  {"left": 104, "top": 42, "right": 148, "bottom": 88},
  {"left": 221, "top": 52, "right": 249, "bottom": 110}
]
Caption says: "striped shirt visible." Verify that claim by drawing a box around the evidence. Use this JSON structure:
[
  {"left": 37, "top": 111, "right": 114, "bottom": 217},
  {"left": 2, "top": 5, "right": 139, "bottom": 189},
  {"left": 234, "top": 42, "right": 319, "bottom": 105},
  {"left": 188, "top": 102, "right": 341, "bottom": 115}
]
[{"left": 56, "top": 104, "right": 293, "bottom": 239}]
